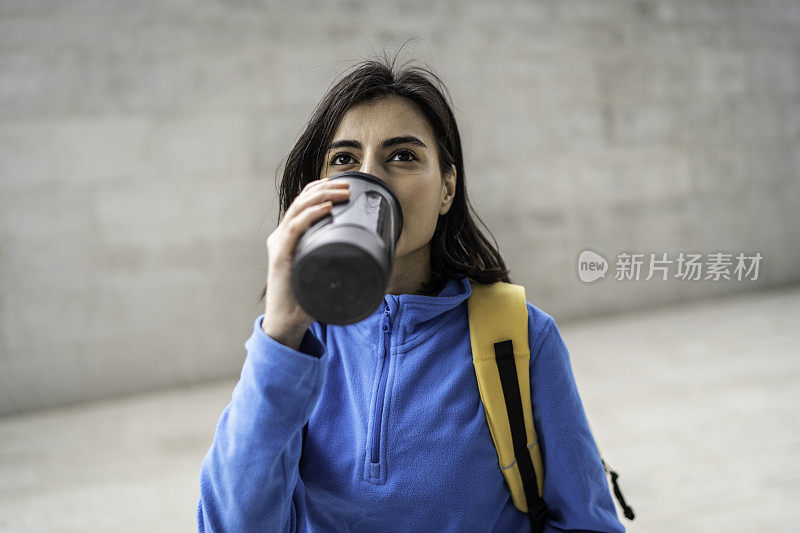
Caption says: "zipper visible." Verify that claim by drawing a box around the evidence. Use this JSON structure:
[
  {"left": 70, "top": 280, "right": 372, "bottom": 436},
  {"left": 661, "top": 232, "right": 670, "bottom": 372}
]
[{"left": 370, "top": 299, "right": 394, "bottom": 465}]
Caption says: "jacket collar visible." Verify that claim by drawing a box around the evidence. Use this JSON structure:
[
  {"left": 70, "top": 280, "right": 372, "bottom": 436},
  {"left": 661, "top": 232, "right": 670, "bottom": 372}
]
[{"left": 349, "top": 276, "right": 473, "bottom": 340}]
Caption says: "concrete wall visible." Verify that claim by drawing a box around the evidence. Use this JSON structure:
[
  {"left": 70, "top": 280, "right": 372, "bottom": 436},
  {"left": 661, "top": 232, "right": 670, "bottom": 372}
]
[{"left": 1, "top": 0, "right": 798, "bottom": 415}]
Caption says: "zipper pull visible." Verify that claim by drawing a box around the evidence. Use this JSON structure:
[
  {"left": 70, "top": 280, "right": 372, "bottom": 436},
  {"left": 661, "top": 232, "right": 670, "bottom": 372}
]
[{"left": 382, "top": 301, "right": 391, "bottom": 331}]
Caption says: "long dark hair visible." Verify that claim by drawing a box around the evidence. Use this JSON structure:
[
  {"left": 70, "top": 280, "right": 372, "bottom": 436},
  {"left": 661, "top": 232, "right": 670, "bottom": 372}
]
[{"left": 259, "top": 48, "right": 511, "bottom": 303}]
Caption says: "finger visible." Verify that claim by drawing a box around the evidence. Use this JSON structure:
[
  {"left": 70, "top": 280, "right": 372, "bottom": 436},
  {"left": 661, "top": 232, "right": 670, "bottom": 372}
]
[
  {"left": 269, "top": 198, "right": 334, "bottom": 264},
  {"left": 285, "top": 181, "right": 350, "bottom": 220},
  {"left": 301, "top": 176, "right": 330, "bottom": 192},
  {"left": 284, "top": 200, "right": 333, "bottom": 242}
]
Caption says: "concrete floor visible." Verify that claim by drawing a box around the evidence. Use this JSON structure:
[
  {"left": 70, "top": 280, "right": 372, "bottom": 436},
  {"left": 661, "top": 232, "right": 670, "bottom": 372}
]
[{"left": 1, "top": 285, "right": 798, "bottom": 532}]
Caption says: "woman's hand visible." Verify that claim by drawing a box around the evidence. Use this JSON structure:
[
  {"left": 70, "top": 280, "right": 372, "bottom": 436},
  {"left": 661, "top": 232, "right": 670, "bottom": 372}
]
[{"left": 262, "top": 177, "right": 350, "bottom": 349}]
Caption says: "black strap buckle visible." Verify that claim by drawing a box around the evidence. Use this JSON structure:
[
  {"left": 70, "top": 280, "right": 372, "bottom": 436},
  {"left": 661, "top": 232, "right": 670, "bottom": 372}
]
[{"left": 528, "top": 498, "right": 548, "bottom": 532}]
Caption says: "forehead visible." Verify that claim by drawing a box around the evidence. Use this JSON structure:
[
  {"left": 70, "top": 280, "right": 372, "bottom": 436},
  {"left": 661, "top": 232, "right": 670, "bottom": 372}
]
[{"left": 332, "top": 95, "right": 434, "bottom": 143}]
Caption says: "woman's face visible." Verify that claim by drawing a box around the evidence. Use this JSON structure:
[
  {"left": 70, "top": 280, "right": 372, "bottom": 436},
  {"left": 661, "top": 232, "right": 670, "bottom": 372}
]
[{"left": 319, "top": 94, "right": 456, "bottom": 259}]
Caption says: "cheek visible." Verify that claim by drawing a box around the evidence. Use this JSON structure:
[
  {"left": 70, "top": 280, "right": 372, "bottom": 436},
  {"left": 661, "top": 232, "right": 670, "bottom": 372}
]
[{"left": 395, "top": 181, "right": 441, "bottom": 242}]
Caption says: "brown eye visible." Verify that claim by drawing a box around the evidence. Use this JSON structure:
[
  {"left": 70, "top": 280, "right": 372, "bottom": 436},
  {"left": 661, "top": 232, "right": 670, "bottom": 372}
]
[
  {"left": 391, "top": 149, "right": 417, "bottom": 162},
  {"left": 330, "top": 152, "right": 356, "bottom": 166}
]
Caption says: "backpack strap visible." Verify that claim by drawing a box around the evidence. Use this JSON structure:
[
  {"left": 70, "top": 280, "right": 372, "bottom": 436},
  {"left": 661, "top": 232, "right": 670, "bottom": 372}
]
[
  {"left": 591, "top": 425, "right": 636, "bottom": 520},
  {"left": 467, "top": 278, "right": 548, "bottom": 532},
  {"left": 300, "top": 420, "right": 309, "bottom": 477}
]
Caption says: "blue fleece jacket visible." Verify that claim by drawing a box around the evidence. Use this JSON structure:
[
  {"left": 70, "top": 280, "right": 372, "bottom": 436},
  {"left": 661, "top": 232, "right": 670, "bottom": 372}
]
[{"left": 197, "top": 276, "right": 625, "bottom": 532}]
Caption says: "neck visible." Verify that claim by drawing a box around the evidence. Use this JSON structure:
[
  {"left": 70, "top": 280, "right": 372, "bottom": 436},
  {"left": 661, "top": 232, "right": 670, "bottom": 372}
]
[{"left": 385, "top": 242, "right": 433, "bottom": 296}]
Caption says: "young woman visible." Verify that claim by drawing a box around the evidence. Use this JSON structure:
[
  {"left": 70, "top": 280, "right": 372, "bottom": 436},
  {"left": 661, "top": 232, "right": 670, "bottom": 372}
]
[{"left": 197, "top": 53, "right": 625, "bottom": 532}]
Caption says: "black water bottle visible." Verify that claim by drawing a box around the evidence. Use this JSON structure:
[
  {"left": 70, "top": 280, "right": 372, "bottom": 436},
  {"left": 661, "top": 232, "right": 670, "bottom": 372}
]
[{"left": 291, "top": 171, "right": 404, "bottom": 325}]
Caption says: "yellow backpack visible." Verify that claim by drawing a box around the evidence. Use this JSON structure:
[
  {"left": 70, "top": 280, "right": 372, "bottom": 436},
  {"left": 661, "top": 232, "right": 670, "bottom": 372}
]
[{"left": 466, "top": 279, "right": 634, "bottom": 531}]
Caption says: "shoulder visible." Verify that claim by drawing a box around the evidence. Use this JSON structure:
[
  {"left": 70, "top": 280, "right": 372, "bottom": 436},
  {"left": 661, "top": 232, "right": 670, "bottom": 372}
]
[{"left": 525, "top": 300, "right": 560, "bottom": 359}]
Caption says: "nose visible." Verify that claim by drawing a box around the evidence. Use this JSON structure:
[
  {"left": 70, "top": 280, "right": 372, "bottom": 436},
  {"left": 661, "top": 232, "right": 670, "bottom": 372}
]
[{"left": 358, "top": 153, "right": 387, "bottom": 181}]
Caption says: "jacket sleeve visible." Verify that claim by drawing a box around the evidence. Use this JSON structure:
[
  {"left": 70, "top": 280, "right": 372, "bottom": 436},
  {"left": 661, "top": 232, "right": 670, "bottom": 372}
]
[
  {"left": 197, "top": 314, "right": 329, "bottom": 532},
  {"left": 529, "top": 313, "right": 625, "bottom": 533}
]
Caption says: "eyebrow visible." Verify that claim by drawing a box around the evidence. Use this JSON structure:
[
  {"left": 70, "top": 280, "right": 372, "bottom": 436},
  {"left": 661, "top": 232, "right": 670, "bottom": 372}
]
[{"left": 327, "top": 135, "right": 428, "bottom": 152}]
